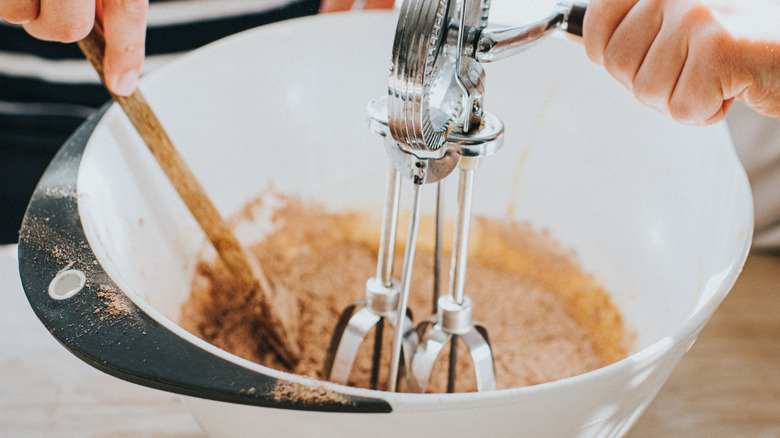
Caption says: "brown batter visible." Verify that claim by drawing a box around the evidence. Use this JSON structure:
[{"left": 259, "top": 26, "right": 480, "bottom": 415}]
[{"left": 180, "top": 194, "right": 630, "bottom": 393}]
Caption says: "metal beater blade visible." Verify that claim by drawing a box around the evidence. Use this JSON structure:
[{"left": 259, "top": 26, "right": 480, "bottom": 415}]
[
  {"left": 408, "top": 159, "right": 496, "bottom": 393},
  {"left": 324, "top": 162, "right": 418, "bottom": 390},
  {"left": 326, "top": 95, "right": 467, "bottom": 391}
]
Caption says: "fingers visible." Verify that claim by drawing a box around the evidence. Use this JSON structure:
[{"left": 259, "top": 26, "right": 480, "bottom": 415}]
[
  {"left": 600, "top": 0, "right": 663, "bottom": 91},
  {"left": 629, "top": 2, "right": 690, "bottom": 115},
  {"left": 0, "top": 0, "right": 39, "bottom": 24},
  {"left": 16, "top": 0, "right": 147, "bottom": 97},
  {"left": 584, "top": 0, "right": 733, "bottom": 124},
  {"left": 583, "top": 0, "right": 637, "bottom": 66},
  {"left": 22, "top": 0, "right": 95, "bottom": 42},
  {"left": 100, "top": 0, "right": 148, "bottom": 96},
  {"left": 665, "top": 15, "right": 731, "bottom": 124},
  {"left": 4, "top": 0, "right": 147, "bottom": 97}
]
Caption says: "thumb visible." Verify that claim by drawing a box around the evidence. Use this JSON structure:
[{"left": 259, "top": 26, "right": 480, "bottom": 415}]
[{"left": 99, "top": 0, "right": 148, "bottom": 97}]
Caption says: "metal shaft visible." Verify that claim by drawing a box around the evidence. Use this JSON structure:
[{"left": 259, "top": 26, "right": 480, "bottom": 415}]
[
  {"left": 447, "top": 335, "right": 459, "bottom": 392},
  {"left": 377, "top": 165, "right": 402, "bottom": 286},
  {"left": 445, "top": 162, "right": 476, "bottom": 392},
  {"left": 433, "top": 180, "right": 445, "bottom": 314},
  {"left": 371, "top": 318, "right": 384, "bottom": 390},
  {"left": 388, "top": 182, "right": 424, "bottom": 392},
  {"left": 449, "top": 164, "right": 476, "bottom": 305}
]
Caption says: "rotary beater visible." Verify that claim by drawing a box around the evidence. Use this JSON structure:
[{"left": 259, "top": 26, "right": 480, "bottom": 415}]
[{"left": 326, "top": 0, "right": 587, "bottom": 393}]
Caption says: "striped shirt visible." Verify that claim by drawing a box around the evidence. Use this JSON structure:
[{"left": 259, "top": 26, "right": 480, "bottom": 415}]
[
  {"left": 0, "top": 0, "right": 321, "bottom": 243},
  {"left": 3, "top": 2, "right": 778, "bottom": 250}
]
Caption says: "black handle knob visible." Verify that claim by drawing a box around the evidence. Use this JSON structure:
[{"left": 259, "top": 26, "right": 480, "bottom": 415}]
[{"left": 566, "top": 2, "right": 587, "bottom": 37}]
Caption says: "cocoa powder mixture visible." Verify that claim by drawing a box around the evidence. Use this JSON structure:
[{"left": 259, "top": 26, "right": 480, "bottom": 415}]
[{"left": 180, "top": 195, "right": 630, "bottom": 393}]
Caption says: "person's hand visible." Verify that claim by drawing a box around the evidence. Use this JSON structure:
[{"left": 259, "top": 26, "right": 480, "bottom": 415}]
[
  {"left": 0, "top": 0, "right": 148, "bottom": 96},
  {"left": 583, "top": 0, "right": 780, "bottom": 124}
]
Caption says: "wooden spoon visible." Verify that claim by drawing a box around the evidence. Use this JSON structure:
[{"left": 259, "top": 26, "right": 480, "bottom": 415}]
[{"left": 78, "top": 24, "right": 301, "bottom": 367}]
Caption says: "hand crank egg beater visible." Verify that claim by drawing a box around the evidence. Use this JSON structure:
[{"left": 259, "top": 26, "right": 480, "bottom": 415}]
[{"left": 326, "top": 0, "right": 588, "bottom": 393}]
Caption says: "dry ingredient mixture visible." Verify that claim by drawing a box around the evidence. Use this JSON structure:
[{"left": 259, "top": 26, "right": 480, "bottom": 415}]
[{"left": 180, "top": 194, "right": 631, "bottom": 393}]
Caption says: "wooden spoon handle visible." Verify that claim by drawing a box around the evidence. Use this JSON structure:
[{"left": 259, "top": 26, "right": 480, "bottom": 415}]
[{"left": 78, "top": 24, "right": 300, "bottom": 365}]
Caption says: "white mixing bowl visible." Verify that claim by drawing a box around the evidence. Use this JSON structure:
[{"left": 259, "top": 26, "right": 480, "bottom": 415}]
[{"left": 20, "top": 11, "right": 753, "bottom": 438}]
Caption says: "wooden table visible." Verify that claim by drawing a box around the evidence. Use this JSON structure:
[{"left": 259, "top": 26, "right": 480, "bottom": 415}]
[
  {"left": 629, "top": 251, "right": 780, "bottom": 437},
  {"left": 2, "top": 244, "right": 778, "bottom": 437}
]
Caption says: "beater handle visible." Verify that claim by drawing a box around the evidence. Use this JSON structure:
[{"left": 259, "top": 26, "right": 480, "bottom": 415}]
[
  {"left": 475, "top": 2, "right": 588, "bottom": 63},
  {"left": 565, "top": 2, "right": 587, "bottom": 37}
]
